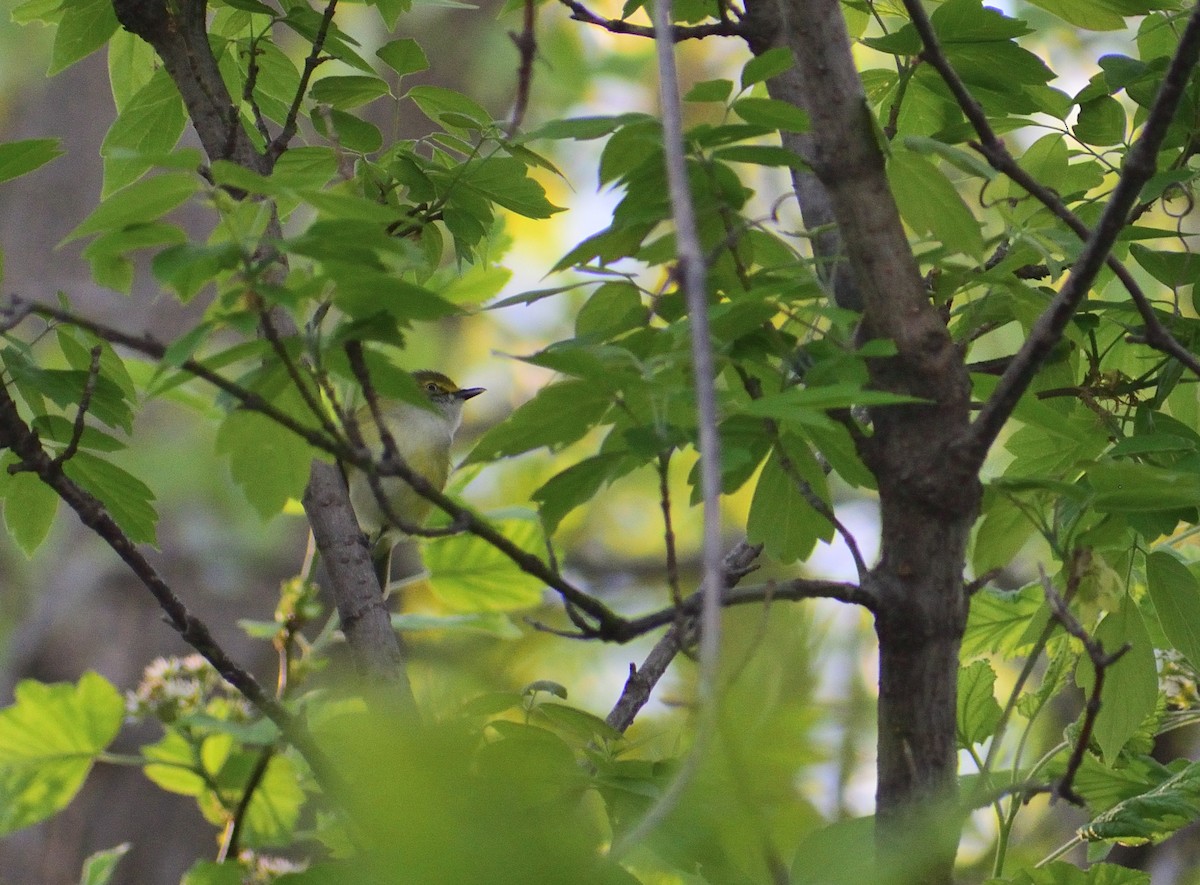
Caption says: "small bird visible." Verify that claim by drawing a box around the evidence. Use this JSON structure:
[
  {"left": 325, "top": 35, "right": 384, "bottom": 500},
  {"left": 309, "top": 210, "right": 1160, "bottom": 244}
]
[{"left": 346, "top": 370, "right": 484, "bottom": 590}]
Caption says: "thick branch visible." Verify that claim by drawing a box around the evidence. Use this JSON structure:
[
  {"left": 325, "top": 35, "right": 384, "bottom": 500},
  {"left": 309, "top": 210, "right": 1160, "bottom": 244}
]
[{"left": 303, "top": 462, "right": 417, "bottom": 716}]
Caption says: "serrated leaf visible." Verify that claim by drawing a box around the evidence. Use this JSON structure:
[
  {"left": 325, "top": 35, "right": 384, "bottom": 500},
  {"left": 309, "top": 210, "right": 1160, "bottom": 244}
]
[
  {"left": 62, "top": 452, "right": 158, "bottom": 545},
  {"left": 379, "top": 37, "right": 432, "bottom": 76},
  {"left": 457, "top": 157, "right": 564, "bottom": 219},
  {"left": 407, "top": 85, "right": 491, "bottom": 129},
  {"left": 424, "top": 517, "right": 546, "bottom": 611},
  {"left": 0, "top": 138, "right": 63, "bottom": 184},
  {"left": 50, "top": 0, "right": 118, "bottom": 75},
  {"left": 957, "top": 660, "right": 1002, "bottom": 748},
  {"left": 1087, "top": 459, "right": 1200, "bottom": 512},
  {"left": 1074, "top": 95, "right": 1127, "bottom": 147},
  {"left": 962, "top": 585, "right": 1045, "bottom": 658},
  {"left": 532, "top": 452, "right": 640, "bottom": 535},
  {"left": 0, "top": 673, "right": 124, "bottom": 835},
  {"left": 100, "top": 68, "right": 187, "bottom": 196},
  {"left": 1080, "top": 760, "right": 1200, "bottom": 847},
  {"left": 684, "top": 79, "right": 733, "bottom": 103},
  {"left": 310, "top": 75, "right": 391, "bottom": 109}
]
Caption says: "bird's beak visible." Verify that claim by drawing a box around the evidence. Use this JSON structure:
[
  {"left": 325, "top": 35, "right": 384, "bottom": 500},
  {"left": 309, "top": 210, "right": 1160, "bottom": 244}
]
[{"left": 456, "top": 387, "right": 485, "bottom": 401}]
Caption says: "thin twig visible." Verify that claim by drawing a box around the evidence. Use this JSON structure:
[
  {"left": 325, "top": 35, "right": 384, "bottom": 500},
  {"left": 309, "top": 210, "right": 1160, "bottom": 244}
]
[
  {"left": 51, "top": 345, "right": 102, "bottom": 468},
  {"left": 605, "top": 541, "right": 762, "bottom": 733},
  {"left": 268, "top": 0, "right": 339, "bottom": 160},
  {"left": 506, "top": 0, "right": 538, "bottom": 137},
  {"left": 607, "top": 0, "right": 726, "bottom": 858},
  {"left": 556, "top": 0, "right": 743, "bottom": 41},
  {"left": 657, "top": 451, "right": 683, "bottom": 606},
  {"left": 1038, "top": 566, "right": 1130, "bottom": 805}
]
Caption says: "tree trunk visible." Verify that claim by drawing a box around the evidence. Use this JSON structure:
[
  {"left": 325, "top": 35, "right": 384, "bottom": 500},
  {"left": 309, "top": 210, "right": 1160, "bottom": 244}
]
[{"left": 742, "top": 0, "right": 981, "bottom": 879}]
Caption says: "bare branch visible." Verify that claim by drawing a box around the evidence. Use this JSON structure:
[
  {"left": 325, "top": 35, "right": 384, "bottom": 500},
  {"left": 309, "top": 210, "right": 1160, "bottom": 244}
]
[
  {"left": 556, "top": 0, "right": 743, "bottom": 41},
  {"left": 1039, "top": 567, "right": 1130, "bottom": 805},
  {"left": 51, "top": 345, "right": 102, "bottom": 469},
  {"left": 268, "top": 0, "right": 340, "bottom": 161},
  {"left": 507, "top": 0, "right": 538, "bottom": 137}
]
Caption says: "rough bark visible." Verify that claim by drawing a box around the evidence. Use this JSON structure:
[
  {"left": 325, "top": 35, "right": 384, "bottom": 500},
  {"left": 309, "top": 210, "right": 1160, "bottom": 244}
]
[{"left": 741, "top": 0, "right": 980, "bottom": 879}]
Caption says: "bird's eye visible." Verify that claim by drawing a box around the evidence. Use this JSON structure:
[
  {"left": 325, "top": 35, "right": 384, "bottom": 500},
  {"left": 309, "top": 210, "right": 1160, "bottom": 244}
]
[{"left": 425, "top": 382, "right": 439, "bottom": 393}]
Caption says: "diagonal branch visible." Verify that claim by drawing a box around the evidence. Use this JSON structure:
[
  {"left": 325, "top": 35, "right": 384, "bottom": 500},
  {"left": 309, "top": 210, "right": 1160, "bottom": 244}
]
[
  {"left": 892, "top": 0, "right": 1200, "bottom": 461},
  {"left": 269, "top": 0, "right": 340, "bottom": 161},
  {"left": 0, "top": 380, "right": 342, "bottom": 796}
]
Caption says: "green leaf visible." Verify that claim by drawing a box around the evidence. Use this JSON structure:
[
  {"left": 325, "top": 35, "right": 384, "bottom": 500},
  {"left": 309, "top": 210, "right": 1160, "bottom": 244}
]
[
  {"left": 309, "top": 75, "right": 391, "bottom": 109},
  {"left": 684, "top": 79, "right": 733, "bottom": 103},
  {"left": 50, "top": 0, "right": 118, "bottom": 75},
  {"left": 237, "top": 755, "right": 305, "bottom": 848},
  {"left": 100, "top": 68, "right": 187, "bottom": 196},
  {"left": 956, "top": 660, "right": 1002, "bottom": 748},
  {"left": 63, "top": 452, "right": 158, "bottom": 545},
  {"left": 376, "top": 38, "right": 429, "bottom": 77},
  {"left": 973, "top": 491, "right": 1036, "bottom": 576},
  {"left": 963, "top": 585, "right": 1045, "bottom": 658},
  {"left": 457, "top": 157, "right": 564, "bottom": 219},
  {"left": 889, "top": 148, "right": 984, "bottom": 257},
  {"left": 746, "top": 439, "right": 834, "bottom": 564},
  {"left": 466, "top": 380, "right": 614, "bottom": 463},
  {"left": 63, "top": 172, "right": 198, "bottom": 243},
  {"left": 1129, "top": 243, "right": 1200, "bottom": 289},
  {"left": 1080, "top": 761, "right": 1200, "bottom": 847},
  {"left": 741, "top": 47, "right": 794, "bottom": 89},
  {"left": 216, "top": 409, "right": 320, "bottom": 520},
  {"left": 1087, "top": 459, "right": 1200, "bottom": 512},
  {"left": 407, "top": 85, "right": 491, "bottom": 130},
  {"left": 712, "top": 145, "right": 808, "bottom": 169},
  {"left": 0, "top": 673, "right": 124, "bottom": 835},
  {"left": 3, "top": 470, "right": 59, "bottom": 556},
  {"left": 1074, "top": 95, "right": 1126, "bottom": 147},
  {"left": 152, "top": 242, "right": 243, "bottom": 303},
  {"left": 79, "top": 843, "right": 131, "bottom": 885},
  {"left": 731, "top": 97, "right": 809, "bottom": 132},
  {"left": 1146, "top": 551, "right": 1200, "bottom": 670},
  {"left": 180, "top": 861, "right": 243, "bottom": 885},
  {"left": 1076, "top": 600, "right": 1158, "bottom": 764},
  {"left": 0, "top": 138, "right": 63, "bottom": 185},
  {"left": 424, "top": 516, "right": 546, "bottom": 611},
  {"left": 532, "top": 452, "right": 640, "bottom": 535}
]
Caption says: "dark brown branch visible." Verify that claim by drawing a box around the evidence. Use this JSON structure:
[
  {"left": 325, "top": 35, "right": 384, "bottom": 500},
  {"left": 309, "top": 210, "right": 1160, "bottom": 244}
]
[
  {"left": 1039, "top": 567, "right": 1130, "bottom": 805},
  {"left": 268, "top": 0, "right": 339, "bottom": 161},
  {"left": 0, "top": 379, "right": 341, "bottom": 794},
  {"left": 895, "top": 0, "right": 1200, "bottom": 460},
  {"left": 605, "top": 540, "right": 762, "bottom": 732},
  {"left": 557, "top": 0, "right": 744, "bottom": 41},
  {"left": 507, "top": 0, "right": 538, "bottom": 137},
  {"left": 51, "top": 345, "right": 102, "bottom": 468},
  {"left": 657, "top": 451, "right": 683, "bottom": 606}
]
